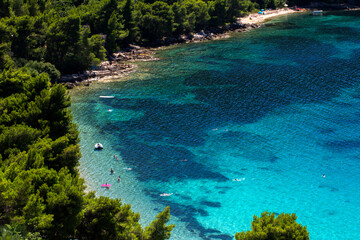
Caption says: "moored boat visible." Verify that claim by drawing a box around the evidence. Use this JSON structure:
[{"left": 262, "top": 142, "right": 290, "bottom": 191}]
[
  {"left": 313, "top": 10, "right": 323, "bottom": 16},
  {"left": 99, "top": 96, "right": 115, "bottom": 98},
  {"left": 94, "top": 143, "right": 103, "bottom": 150}
]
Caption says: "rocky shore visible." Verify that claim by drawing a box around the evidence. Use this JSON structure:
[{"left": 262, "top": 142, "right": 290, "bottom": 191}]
[
  {"left": 60, "top": 6, "right": 335, "bottom": 88},
  {"left": 58, "top": 21, "right": 262, "bottom": 88},
  {"left": 58, "top": 6, "right": 360, "bottom": 88},
  {"left": 58, "top": 48, "right": 156, "bottom": 88}
]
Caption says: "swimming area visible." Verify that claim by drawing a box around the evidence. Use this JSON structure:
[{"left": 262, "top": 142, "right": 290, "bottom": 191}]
[{"left": 71, "top": 10, "right": 360, "bottom": 239}]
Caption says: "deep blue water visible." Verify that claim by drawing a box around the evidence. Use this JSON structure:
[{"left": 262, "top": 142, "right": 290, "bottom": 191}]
[{"left": 71, "top": 11, "right": 360, "bottom": 239}]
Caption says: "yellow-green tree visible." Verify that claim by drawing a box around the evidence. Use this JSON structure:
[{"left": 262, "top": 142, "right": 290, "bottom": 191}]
[
  {"left": 235, "top": 212, "right": 309, "bottom": 240},
  {"left": 144, "top": 206, "right": 175, "bottom": 240}
]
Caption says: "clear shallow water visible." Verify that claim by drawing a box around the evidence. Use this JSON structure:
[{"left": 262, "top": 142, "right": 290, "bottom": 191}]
[{"left": 71, "top": 11, "right": 360, "bottom": 240}]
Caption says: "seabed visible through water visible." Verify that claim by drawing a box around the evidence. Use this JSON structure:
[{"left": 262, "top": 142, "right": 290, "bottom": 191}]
[{"left": 71, "top": 10, "right": 360, "bottom": 240}]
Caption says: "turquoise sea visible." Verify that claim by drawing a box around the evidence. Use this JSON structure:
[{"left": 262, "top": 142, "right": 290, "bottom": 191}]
[{"left": 71, "top": 11, "right": 360, "bottom": 240}]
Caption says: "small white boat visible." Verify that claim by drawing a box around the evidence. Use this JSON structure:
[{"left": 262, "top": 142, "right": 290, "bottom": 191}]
[
  {"left": 313, "top": 10, "right": 323, "bottom": 16},
  {"left": 99, "top": 96, "right": 114, "bottom": 99},
  {"left": 160, "top": 193, "right": 173, "bottom": 197},
  {"left": 94, "top": 143, "right": 103, "bottom": 150}
]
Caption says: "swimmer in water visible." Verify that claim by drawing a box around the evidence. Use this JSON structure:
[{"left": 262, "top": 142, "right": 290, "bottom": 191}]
[
  {"left": 111, "top": 168, "right": 114, "bottom": 174},
  {"left": 118, "top": 176, "right": 121, "bottom": 181},
  {"left": 233, "top": 178, "right": 245, "bottom": 181},
  {"left": 322, "top": 174, "right": 326, "bottom": 178}
]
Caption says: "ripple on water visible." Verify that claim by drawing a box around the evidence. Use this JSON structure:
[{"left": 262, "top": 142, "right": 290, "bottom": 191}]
[{"left": 71, "top": 10, "right": 360, "bottom": 240}]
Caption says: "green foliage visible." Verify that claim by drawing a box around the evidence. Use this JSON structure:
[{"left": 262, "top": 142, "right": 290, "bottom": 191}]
[
  {"left": 266, "top": 0, "right": 285, "bottom": 9},
  {"left": 122, "top": 0, "right": 137, "bottom": 44},
  {"left": 88, "top": 34, "right": 106, "bottom": 64},
  {"left": 23, "top": 61, "right": 60, "bottom": 82},
  {"left": 0, "top": 0, "right": 11, "bottom": 18},
  {"left": 106, "top": 11, "right": 128, "bottom": 53},
  {"left": 0, "top": 224, "right": 42, "bottom": 240},
  {"left": 235, "top": 211, "right": 309, "bottom": 240},
  {"left": 10, "top": 0, "right": 29, "bottom": 16},
  {"left": 77, "top": 194, "right": 143, "bottom": 239},
  {"left": 239, "top": 0, "right": 257, "bottom": 14},
  {"left": 0, "top": 124, "right": 42, "bottom": 157},
  {"left": 0, "top": 0, "right": 320, "bottom": 238},
  {"left": 144, "top": 206, "right": 175, "bottom": 240},
  {"left": 0, "top": 69, "right": 28, "bottom": 98},
  {"left": 227, "top": 0, "right": 252, "bottom": 22},
  {"left": 172, "top": 2, "right": 190, "bottom": 34},
  {"left": 0, "top": 0, "right": 352, "bottom": 74},
  {"left": 0, "top": 67, "right": 174, "bottom": 240},
  {"left": 183, "top": 0, "right": 210, "bottom": 31},
  {"left": 136, "top": 1, "right": 174, "bottom": 42},
  {"left": 5, "top": 168, "right": 85, "bottom": 237},
  {"left": 44, "top": 14, "right": 106, "bottom": 73},
  {"left": 45, "top": 15, "right": 82, "bottom": 73},
  {"left": 82, "top": 0, "right": 118, "bottom": 34},
  {"left": 0, "top": 21, "right": 15, "bottom": 69},
  {"left": 209, "top": 0, "right": 228, "bottom": 26},
  {"left": 254, "top": 0, "right": 286, "bottom": 9},
  {"left": 6, "top": 16, "right": 44, "bottom": 60}
]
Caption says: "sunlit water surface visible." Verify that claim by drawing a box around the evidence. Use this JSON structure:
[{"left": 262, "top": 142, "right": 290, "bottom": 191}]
[{"left": 71, "top": 11, "right": 360, "bottom": 240}]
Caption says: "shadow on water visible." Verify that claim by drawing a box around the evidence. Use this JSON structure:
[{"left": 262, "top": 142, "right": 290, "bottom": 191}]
[
  {"left": 145, "top": 189, "right": 233, "bottom": 240},
  {"left": 113, "top": 139, "right": 229, "bottom": 182},
  {"left": 80, "top": 14, "right": 360, "bottom": 238},
  {"left": 264, "top": 21, "right": 300, "bottom": 30}
]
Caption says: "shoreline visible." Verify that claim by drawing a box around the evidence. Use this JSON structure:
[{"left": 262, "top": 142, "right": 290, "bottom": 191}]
[
  {"left": 239, "top": 8, "right": 299, "bottom": 25},
  {"left": 61, "top": 8, "right": 302, "bottom": 87},
  {"left": 69, "top": 9, "right": 360, "bottom": 239}
]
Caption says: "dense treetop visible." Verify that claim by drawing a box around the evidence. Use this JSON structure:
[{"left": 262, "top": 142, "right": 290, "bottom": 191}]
[
  {"left": 0, "top": 67, "right": 175, "bottom": 239},
  {"left": 235, "top": 212, "right": 310, "bottom": 240},
  {"left": 0, "top": 0, "right": 297, "bottom": 75},
  {"left": 0, "top": 0, "right": 353, "bottom": 74}
]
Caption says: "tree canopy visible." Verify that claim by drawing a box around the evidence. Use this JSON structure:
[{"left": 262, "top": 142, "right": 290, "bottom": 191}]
[
  {"left": 1, "top": 0, "right": 349, "bottom": 75},
  {"left": 235, "top": 211, "right": 310, "bottom": 240},
  {"left": 0, "top": 68, "right": 174, "bottom": 239},
  {"left": 0, "top": 0, "right": 290, "bottom": 76}
]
